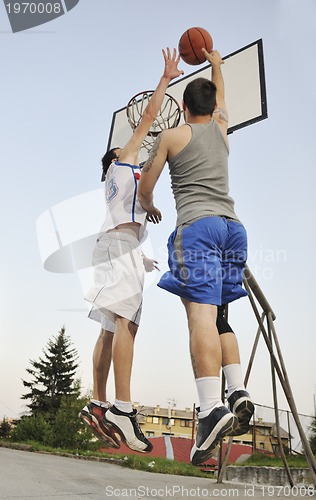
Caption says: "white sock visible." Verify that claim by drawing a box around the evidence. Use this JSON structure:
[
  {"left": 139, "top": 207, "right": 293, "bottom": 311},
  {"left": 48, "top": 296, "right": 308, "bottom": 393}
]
[
  {"left": 114, "top": 399, "right": 133, "bottom": 414},
  {"left": 195, "top": 376, "right": 223, "bottom": 417},
  {"left": 91, "top": 399, "right": 108, "bottom": 408},
  {"left": 222, "top": 364, "right": 245, "bottom": 398}
]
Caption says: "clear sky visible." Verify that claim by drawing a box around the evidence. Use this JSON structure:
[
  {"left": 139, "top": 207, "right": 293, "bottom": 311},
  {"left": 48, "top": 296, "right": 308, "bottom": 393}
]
[{"left": 1, "top": 0, "right": 315, "bottom": 437}]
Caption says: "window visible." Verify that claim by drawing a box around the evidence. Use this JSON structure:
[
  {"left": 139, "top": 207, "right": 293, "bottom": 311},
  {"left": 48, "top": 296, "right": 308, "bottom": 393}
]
[
  {"left": 261, "top": 427, "right": 270, "bottom": 436},
  {"left": 180, "top": 420, "right": 193, "bottom": 428},
  {"left": 146, "top": 416, "right": 153, "bottom": 423},
  {"left": 146, "top": 431, "right": 155, "bottom": 437},
  {"left": 162, "top": 417, "right": 175, "bottom": 426},
  {"left": 153, "top": 417, "right": 159, "bottom": 424}
]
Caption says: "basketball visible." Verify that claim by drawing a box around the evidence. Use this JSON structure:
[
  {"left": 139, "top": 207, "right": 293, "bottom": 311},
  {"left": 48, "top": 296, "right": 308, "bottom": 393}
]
[{"left": 178, "top": 27, "right": 213, "bottom": 66}]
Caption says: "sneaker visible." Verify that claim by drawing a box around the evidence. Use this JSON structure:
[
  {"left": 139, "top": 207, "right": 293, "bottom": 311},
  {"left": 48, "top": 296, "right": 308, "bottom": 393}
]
[
  {"left": 103, "top": 405, "right": 153, "bottom": 453},
  {"left": 227, "top": 390, "right": 255, "bottom": 436},
  {"left": 79, "top": 402, "right": 120, "bottom": 448},
  {"left": 190, "top": 405, "right": 238, "bottom": 465}
]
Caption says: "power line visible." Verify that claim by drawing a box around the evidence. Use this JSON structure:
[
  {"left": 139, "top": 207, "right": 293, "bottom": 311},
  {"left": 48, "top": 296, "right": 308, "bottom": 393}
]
[{"left": 0, "top": 401, "right": 19, "bottom": 418}]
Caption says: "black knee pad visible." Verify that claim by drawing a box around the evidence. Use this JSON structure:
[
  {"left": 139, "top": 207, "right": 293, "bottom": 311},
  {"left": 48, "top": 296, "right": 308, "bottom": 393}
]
[{"left": 217, "top": 305, "right": 234, "bottom": 335}]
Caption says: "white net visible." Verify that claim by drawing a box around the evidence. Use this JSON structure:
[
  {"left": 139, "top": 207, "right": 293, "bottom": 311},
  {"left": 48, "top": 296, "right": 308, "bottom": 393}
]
[{"left": 126, "top": 91, "right": 181, "bottom": 153}]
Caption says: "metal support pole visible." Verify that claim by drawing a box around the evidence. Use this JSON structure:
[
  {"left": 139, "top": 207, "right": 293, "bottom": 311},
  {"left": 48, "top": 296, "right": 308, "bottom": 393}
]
[
  {"left": 267, "top": 312, "right": 316, "bottom": 483},
  {"left": 244, "top": 314, "right": 265, "bottom": 387},
  {"left": 216, "top": 267, "right": 316, "bottom": 487},
  {"left": 243, "top": 266, "right": 276, "bottom": 320},
  {"left": 267, "top": 317, "right": 294, "bottom": 486},
  {"left": 287, "top": 410, "right": 292, "bottom": 455}
]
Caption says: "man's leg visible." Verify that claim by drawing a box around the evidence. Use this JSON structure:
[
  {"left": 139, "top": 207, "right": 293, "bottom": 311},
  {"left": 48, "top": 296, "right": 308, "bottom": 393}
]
[
  {"left": 220, "top": 330, "right": 246, "bottom": 398},
  {"left": 182, "top": 299, "right": 238, "bottom": 465},
  {"left": 217, "top": 306, "right": 254, "bottom": 435},
  {"left": 218, "top": 307, "right": 243, "bottom": 394},
  {"left": 93, "top": 328, "right": 113, "bottom": 402},
  {"left": 182, "top": 300, "right": 221, "bottom": 378},
  {"left": 112, "top": 316, "right": 137, "bottom": 405},
  {"left": 220, "top": 331, "right": 243, "bottom": 393},
  {"left": 79, "top": 327, "right": 120, "bottom": 448},
  {"left": 104, "top": 316, "right": 152, "bottom": 453},
  {"left": 221, "top": 331, "right": 254, "bottom": 435}
]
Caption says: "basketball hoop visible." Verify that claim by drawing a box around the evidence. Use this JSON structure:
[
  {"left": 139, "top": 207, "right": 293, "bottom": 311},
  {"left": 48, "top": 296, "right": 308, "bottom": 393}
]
[{"left": 126, "top": 90, "right": 181, "bottom": 153}]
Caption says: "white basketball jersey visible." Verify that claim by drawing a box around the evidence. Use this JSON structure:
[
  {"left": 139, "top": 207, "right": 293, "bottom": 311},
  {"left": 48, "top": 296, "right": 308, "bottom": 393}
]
[{"left": 100, "top": 161, "right": 147, "bottom": 236}]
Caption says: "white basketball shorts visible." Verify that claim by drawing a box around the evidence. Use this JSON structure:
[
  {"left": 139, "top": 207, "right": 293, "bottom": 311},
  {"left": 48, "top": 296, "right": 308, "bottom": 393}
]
[{"left": 85, "top": 231, "right": 144, "bottom": 333}]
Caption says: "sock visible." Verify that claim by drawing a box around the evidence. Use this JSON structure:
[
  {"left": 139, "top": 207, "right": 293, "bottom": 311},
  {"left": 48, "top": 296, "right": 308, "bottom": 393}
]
[
  {"left": 195, "top": 376, "right": 223, "bottom": 417},
  {"left": 222, "top": 363, "right": 245, "bottom": 398},
  {"left": 114, "top": 399, "right": 133, "bottom": 414},
  {"left": 91, "top": 399, "right": 109, "bottom": 408}
]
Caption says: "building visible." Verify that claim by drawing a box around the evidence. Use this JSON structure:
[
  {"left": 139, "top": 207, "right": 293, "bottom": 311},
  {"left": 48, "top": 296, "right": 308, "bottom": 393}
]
[
  {"left": 230, "top": 418, "right": 291, "bottom": 454},
  {"left": 134, "top": 403, "right": 195, "bottom": 439}
]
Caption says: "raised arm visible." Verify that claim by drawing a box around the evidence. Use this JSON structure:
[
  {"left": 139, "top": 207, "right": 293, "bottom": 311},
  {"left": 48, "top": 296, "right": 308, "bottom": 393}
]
[
  {"left": 137, "top": 131, "right": 170, "bottom": 223},
  {"left": 202, "top": 49, "right": 228, "bottom": 136},
  {"left": 119, "top": 48, "right": 183, "bottom": 165}
]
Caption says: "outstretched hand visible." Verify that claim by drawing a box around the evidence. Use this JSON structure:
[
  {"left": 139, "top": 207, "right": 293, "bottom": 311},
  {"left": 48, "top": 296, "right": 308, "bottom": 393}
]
[
  {"left": 146, "top": 206, "right": 162, "bottom": 224},
  {"left": 162, "top": 47, "right": 184, "bottom": 81},
  {"left": 142, "top": 255, "right": 160, "bottom": 273},
  {"left": 202, "top": 48, "right": 224, "bottom": 67}
]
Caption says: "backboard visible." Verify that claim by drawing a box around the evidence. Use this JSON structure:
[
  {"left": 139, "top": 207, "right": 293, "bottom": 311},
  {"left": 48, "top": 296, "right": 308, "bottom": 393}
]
[{"left": 107, "top": 39, "right": 267, "bottom": 163}]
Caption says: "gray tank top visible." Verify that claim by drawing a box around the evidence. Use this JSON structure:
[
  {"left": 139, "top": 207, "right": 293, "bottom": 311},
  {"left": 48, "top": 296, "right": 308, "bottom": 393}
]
[{"left": 168, "top": 120, "right": 238, "bottom": 227}]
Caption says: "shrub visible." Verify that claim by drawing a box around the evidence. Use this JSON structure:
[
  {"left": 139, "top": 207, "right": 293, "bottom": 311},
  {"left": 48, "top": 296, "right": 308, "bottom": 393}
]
[
  {"left": 49, "top": 395, "right": 92, "bottom": 449},
  {"left": 12, "top": 415, "right": 52, "bottom": 444}
]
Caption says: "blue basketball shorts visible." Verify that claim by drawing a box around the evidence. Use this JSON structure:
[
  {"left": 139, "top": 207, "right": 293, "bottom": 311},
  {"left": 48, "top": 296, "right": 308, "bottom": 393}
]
[{"left": 158, "top": 216, "right": 248, "bottom": 305}]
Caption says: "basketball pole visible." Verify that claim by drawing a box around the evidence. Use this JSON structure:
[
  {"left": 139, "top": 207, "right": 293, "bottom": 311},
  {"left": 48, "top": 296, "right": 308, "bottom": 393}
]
[{"left": 217, "top": 266, "right": 316, "bottom": 486}]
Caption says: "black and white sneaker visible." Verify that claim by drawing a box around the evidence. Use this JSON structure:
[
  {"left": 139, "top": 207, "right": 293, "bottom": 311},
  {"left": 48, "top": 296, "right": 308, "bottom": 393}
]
[
  {"left": 190, "top": 405, "right": 238, "bottom": 465},
  {"left": 103, "top": 405, "right": 153, "bottom": 453},
  {"left": 227, "top": 390, "right": 254, "bottom": 436}
]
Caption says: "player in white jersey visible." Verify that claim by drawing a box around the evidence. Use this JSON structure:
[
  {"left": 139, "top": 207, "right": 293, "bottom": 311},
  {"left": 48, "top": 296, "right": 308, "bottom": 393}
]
[{"left": 79, "top": 48, "right": 183, "bottom": 453}]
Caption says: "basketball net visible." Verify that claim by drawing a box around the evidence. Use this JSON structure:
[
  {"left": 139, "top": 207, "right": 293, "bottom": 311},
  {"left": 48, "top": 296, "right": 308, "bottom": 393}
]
[{"left": 126, "top": 91, "right": 181, "bottom": 153}]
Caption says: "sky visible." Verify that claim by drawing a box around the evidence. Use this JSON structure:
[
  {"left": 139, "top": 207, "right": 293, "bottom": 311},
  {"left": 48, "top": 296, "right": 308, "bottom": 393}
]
[{"left": 1, "top": 0, "right": 316, "bottom": 442}]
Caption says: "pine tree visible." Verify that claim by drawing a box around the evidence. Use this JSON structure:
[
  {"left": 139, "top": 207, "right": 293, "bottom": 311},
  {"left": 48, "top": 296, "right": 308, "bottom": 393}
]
[{"left": 21, "top": 326, "right": 80, "bottom": 418}]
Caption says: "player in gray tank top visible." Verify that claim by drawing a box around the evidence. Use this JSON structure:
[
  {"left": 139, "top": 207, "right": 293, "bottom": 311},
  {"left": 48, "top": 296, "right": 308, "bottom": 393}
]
[{"left": 138, "top": 48, "right": 254, "bottom": 466}]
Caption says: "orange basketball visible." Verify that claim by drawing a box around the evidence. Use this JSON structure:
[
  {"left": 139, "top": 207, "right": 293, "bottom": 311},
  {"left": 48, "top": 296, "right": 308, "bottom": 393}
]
[{"left": 178, "top": 27, "right": 213, "bottom": 65}]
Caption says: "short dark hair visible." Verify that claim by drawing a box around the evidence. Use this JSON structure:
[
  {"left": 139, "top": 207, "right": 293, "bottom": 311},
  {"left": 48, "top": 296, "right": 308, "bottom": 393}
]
[
  {"left": 101, "top": 147, "right": 119, "bottom": 182},
  {"left": 183, "top": 77, "right": 217, "bottom": 117}
]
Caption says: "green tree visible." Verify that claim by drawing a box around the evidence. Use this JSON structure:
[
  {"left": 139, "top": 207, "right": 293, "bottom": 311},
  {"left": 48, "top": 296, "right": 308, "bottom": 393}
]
[
  {"left": 50, "top": 390, "right": 92, "bottom": 449},
  {"left": 21, "top": 326, "right": 80, "bottom": 418},
  {"left": 0, "top": 417, "right": 11, "bottom": 438}
]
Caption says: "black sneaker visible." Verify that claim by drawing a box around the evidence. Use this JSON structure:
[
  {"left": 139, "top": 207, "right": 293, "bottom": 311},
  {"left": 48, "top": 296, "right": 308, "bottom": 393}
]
[
  {"left": 190, "top": 405, "right": 238, "bottom": 465},
  {"left": 79, "top": 402, "right": 120, "bottom": 448},
  {"left": 227, "top": 390, "right": 254, "bottom": 435},
  {"left": 103, "top": 405, "right": 153, "bottom": 453}
]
